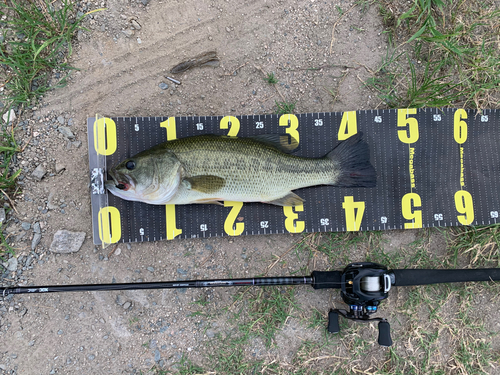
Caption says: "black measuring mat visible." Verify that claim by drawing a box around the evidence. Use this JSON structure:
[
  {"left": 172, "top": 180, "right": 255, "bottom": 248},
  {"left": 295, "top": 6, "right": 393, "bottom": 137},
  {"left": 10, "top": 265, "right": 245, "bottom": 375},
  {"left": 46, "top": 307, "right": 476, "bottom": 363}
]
[{"left": 87, "top": 109, "right": 500, "bottom": 246}]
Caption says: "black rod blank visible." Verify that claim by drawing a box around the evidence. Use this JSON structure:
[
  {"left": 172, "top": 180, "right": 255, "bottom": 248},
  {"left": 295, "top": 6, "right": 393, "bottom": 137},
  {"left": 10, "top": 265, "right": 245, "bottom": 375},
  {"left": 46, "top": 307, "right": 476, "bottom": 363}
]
[{"left": 3, "top": 276, "right": 314, "bottom": 296}]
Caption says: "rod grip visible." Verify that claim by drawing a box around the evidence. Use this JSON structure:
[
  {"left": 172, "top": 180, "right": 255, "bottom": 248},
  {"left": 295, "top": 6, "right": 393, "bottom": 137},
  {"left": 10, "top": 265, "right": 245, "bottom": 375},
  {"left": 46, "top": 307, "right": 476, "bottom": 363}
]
[
  {"left": 311, "top": 271, "right": 342, "bottom": 289},
  {"left": 392, "top": 268, "right": 500, "bottom": 286}
]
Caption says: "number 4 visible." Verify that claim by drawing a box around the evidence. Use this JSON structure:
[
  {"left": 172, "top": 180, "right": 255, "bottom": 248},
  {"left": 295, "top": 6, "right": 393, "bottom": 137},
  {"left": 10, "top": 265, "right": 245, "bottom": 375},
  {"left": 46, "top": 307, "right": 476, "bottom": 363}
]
[{"left": 342, "top": 196, "right": 365, "bottom": 231}]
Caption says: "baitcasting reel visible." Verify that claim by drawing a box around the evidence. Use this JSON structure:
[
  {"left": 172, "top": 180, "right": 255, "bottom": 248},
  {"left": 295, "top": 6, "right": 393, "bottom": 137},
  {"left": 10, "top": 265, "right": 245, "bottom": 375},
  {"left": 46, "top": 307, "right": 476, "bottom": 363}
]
[{"left": 327, "top": 262, "right": 393, "bottom": 346}]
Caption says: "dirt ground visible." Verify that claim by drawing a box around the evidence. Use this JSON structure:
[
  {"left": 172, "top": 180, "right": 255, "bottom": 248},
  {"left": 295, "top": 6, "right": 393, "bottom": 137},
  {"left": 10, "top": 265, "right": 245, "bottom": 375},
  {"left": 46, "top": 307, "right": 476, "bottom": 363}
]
[{"left": 1, "top": 0, "right": 499, "bottom": 374}]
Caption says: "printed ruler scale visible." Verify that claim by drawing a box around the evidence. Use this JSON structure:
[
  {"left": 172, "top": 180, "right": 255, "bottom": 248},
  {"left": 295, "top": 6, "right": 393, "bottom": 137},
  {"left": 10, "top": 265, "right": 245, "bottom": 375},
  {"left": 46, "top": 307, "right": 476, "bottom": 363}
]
[{"left": 87, "top": 109, "right": 500, "bottom": 246}]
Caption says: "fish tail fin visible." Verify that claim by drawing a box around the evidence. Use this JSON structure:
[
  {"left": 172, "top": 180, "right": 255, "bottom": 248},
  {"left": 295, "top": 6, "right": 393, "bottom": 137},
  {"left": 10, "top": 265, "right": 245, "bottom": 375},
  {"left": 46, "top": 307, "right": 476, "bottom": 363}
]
[{"left": 327, "top": 132, "right": 377, "bottom": 187}]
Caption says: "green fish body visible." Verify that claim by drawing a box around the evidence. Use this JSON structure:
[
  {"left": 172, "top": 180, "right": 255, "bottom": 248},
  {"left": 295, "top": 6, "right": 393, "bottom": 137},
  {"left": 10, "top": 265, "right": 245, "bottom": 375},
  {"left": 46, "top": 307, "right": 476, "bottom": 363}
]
[{"left": 106, "top": 134, "right": 376, "bottom": 206}]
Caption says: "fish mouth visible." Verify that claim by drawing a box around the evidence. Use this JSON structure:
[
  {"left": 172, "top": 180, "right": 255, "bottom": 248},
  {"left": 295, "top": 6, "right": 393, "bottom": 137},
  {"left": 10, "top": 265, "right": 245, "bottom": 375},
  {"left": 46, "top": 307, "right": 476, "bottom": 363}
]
[{"left": 107, "top": 169, "right": 134, "bottom": 192}]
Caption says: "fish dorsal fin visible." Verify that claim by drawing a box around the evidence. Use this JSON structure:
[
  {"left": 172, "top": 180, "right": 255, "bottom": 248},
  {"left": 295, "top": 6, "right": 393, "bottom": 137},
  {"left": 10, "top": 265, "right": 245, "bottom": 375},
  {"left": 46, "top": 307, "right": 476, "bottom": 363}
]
[
  {"left": 250, "top": 134, "right": 298, "bottom": 153},
  {"left": 184, "top": 175, "right": 226, "bottom": 194},
  {"left": 265, "top": 192, "right": 304, "bottom": 206}
]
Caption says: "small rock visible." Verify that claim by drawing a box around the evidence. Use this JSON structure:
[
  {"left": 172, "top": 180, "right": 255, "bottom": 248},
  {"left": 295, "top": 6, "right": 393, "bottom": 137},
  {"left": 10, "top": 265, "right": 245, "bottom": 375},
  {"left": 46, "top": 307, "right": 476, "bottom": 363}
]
[
  {"left": 32, "top": 165, "right": 46, "bottom": 180},
  {"left": 57, "top": 330, "right": 63, "bottom": 335},
  {"left": 72, "top": 140, "right": 82, "bottom": 148},
  {"left": 55, "top": 163, "right": 66, "bottom": 173},
  {"left": 7, "top": 257, "right": 18, "bottom": 271},
  {"left": 122, "top": 29, "right": 134, "bottom": 38},
  {"left": 33, "top": 222, "right": 41, "bottom": 234},
  {"left": 57, "top": 116, "right": 65, "bottom": 125},
  {"left": 2, "top": 109, "right": 16, "bottom": 123},
  {"left": 49, "top": 230, "right": 86, "bottom": 254},
  {"left": 159, "top": 82, "right": 169, "bottom": 90},
  {"left": 116, "top": 295, "right": 126, "bottom": 306},
  {"left": 140, "top": 0, "right": 150, "bottom": 5},
  {"left": 154, "top": 349, "right": 160, "bottom": 362},
  {"left": 58, "top": 126, "right": 75, "bottom": 140},
  {"left": 67, "top": 118, "right": 74, "bottom": 126},
  {"left": 147, "top": 266, "right": 154, "bottom": 272},
  {"left": 122, "top": 301, "right": 131, "bottom": 310},
  {"left": 21, "top": 222, "right": 31, "bottom": 231},
  {"left": 131, "top": 19, "right": 141, "bottom": 30},
  {"left": 28, "top": 340, "right": 35, "bottom": 346},
  {"left": 0, "top": 207, "right": 5, "bottom": 223},
  {"left": 206, "top": 329, "right": 215, "bottom": 338},
  {"left": 31, "top": 233, "right": 42, "bottom": 250},
  {"left": 47, "top": 191, "right": 58, "bottom": 210},
  {"left": 88, "top": 354, "right": 95, "bottom": 361}
]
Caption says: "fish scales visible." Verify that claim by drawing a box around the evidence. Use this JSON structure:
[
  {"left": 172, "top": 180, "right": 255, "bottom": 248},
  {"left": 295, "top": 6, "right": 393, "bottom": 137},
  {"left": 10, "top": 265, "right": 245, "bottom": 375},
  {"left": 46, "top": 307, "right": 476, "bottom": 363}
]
[
  {"left": 105, "top": 134, "right": 376, "bottom": 206},
  {"left": 167, "top": 136, "right": 335, "bottom": 202}
]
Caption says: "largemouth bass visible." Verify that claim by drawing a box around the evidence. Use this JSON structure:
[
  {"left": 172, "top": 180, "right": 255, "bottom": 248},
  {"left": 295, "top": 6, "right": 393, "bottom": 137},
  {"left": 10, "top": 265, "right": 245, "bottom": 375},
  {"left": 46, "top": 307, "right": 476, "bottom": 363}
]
[{"left": 105, "top": 133, "right": 376, "bottom": 206}]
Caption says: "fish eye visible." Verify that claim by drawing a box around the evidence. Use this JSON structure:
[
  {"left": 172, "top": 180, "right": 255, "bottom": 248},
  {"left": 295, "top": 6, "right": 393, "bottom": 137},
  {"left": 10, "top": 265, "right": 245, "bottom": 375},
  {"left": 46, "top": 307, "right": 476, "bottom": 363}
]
[
  {"left": 116, "top": 183, "right": 126, "bottom": 190},
  {"left": 126, "top": 160, "right": 136, "bottom": 170}
]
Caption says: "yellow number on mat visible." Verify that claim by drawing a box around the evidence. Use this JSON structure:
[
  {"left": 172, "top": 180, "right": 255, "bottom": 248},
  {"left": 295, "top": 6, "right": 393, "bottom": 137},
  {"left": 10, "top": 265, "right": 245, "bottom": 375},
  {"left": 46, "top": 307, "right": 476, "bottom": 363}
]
[
  {"left": 279, "top": 114, "right": 299, "bottom": 149},
  {"left": 401, "top": 193, "right": 422, "bottom": 229},
  {"left": 93, "top": 117, "right": 117, "bottom": 155},
  {"left": 98, "top": 206, "right": 121, "bottom": 244},
  {"left": 397, "top": 109, "right": 419, "bottom": 144},
  {"left": 283, "top": 205, "right": 305, "bottom": 233},
  {"left": 220, "top": 116, "right": 240, "bottom": 137},
  {"left": 455, "top": 190, "right": 474, "bottom": 225},
  {"left": 454, "top": 109, "right": 467, "bottom": 144},
  {"left": 342, "top": 196, "right": 365, "bottom": 231},
  {"left": 338, "top": 111, "right": 357, "bottom": 140},
  {"left": 160, "top": 117, "right": 177, "bottom": 140},
  {"left": 224, "top": 201, "right": 244, "bottom": 236},
  {"left": 165, "top": 204, "right": 182, "bottom": 240}
]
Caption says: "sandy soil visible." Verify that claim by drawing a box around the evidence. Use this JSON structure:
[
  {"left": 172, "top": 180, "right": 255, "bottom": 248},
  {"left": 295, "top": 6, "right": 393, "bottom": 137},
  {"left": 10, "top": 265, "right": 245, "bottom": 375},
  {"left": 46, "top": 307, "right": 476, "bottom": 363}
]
[{"left": 1, "top": 0, "right": 499, "bottom": 374}]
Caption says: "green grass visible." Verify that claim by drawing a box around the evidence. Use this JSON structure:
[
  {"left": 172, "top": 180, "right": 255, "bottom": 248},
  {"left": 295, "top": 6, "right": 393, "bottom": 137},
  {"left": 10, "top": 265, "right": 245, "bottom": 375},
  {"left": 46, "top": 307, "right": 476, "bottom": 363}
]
[
  {"left": 275, "top": 101, "right": 296, "bottom": 115},
  {"left": 449, "top": 225, "right": 500, "bottom": 266},
  {"left": 0, "top": 0, "right": 91, "bottom": 257},
  {"left": 366, "top": 0, "right": 500, "bottom": 109},
  {"left": 264, "top": 72, "right": 278, "bottom": 84},
  {"left": 234, "top": 286, "right": 298, "bottom": 347},
  {"left": 0, "top": 0, "right": 92, "bottom": 103}
]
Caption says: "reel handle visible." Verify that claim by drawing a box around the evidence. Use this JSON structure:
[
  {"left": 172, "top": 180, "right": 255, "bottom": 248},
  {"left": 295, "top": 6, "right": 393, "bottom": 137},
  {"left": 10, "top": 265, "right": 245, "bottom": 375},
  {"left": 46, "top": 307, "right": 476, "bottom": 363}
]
[
  {"left": 327, "top": 310, "right": 340, "bottom": 333},
  {"left": 377, "top": 320, "right": 392, "bottom": 347}
]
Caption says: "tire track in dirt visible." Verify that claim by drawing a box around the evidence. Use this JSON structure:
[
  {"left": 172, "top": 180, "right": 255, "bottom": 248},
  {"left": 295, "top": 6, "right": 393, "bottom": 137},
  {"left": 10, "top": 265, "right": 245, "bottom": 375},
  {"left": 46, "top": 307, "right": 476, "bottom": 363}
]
[{"left": 44, "top": 0, "right": 274, "bottom": 114}]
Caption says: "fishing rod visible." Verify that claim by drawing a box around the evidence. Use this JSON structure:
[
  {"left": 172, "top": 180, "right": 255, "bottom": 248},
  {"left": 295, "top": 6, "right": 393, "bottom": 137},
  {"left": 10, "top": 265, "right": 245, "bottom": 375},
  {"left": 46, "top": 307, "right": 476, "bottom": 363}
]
[{"left": 4, "top": 262, "right": 500, "bottom": 346}]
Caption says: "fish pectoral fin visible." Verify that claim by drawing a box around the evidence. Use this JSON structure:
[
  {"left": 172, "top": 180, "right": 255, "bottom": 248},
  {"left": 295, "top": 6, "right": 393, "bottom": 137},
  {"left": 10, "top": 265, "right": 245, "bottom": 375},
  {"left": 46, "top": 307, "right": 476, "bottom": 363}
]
[
  {"left": 184, "top": 175, "right": 226, "bottom": 194},
  {"left": 192, "top": 198, "right": 224, "bottom": 205},
  {"left": 265, "top": 192, "right": 304, "bottom": 206}
]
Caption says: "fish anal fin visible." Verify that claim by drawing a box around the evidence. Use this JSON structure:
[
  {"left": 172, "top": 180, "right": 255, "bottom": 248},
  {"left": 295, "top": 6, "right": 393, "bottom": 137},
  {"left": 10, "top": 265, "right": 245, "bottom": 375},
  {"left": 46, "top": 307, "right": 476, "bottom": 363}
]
[
  {"left": 265, "top": 192, "right": 304, "bottom": 207},
  {"left": 192, "top": 198, "right": 224, "bottom": 205},
  {"left": 184, "top": 175, "right": 225, "bottom": 194}
]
